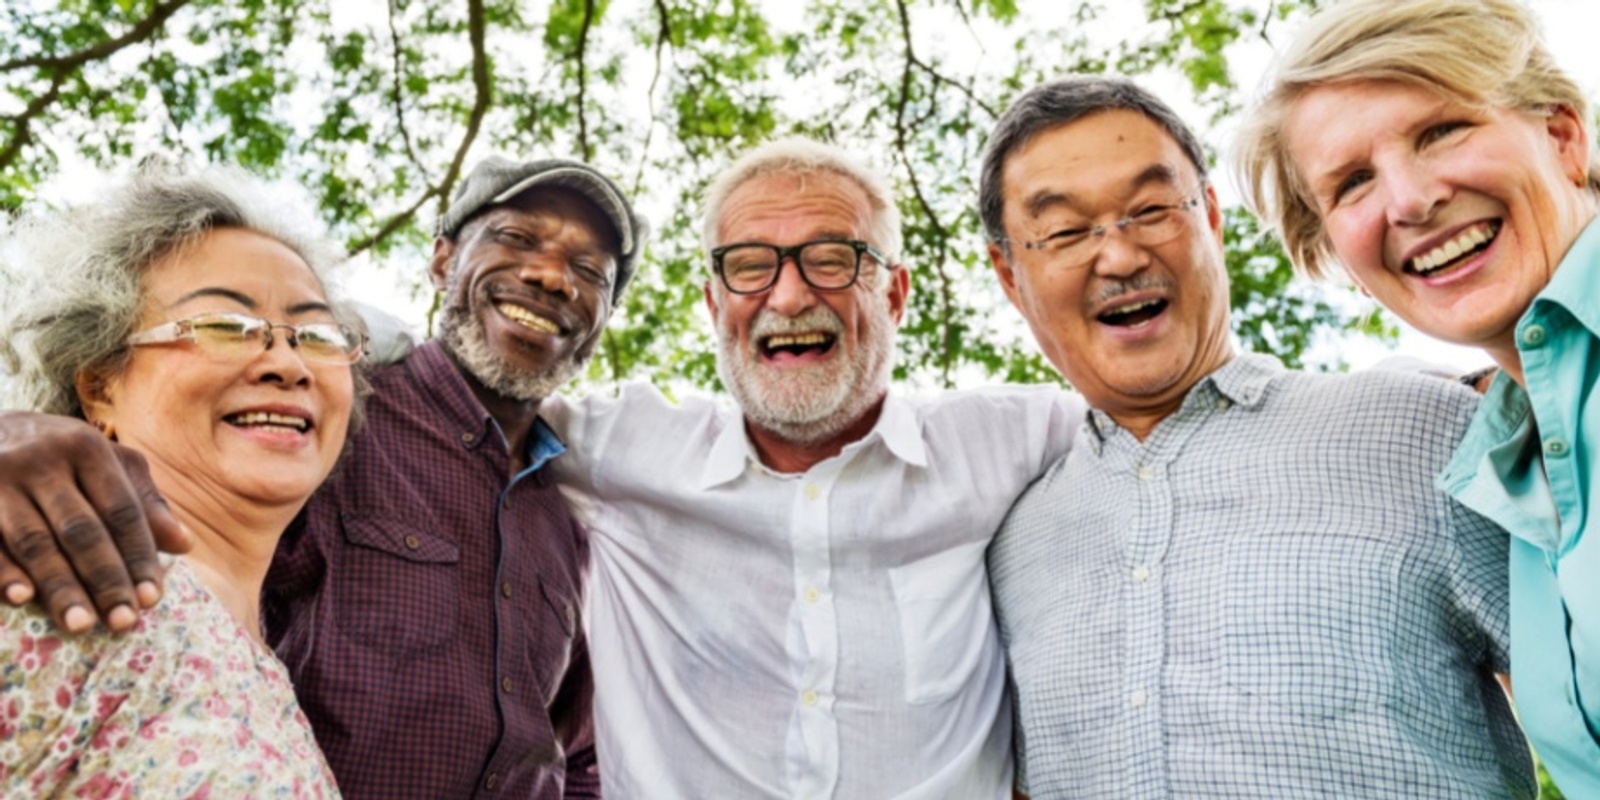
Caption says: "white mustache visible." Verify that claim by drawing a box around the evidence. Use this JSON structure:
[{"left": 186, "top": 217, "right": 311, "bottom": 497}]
[{"left": 748, "top": 306, "right": 845, "bottom": 343}]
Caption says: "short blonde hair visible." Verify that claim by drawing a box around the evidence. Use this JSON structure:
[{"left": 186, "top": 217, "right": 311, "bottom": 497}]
[{"left": 1236, "top": 0, "right": 1598, "bottom": 279}]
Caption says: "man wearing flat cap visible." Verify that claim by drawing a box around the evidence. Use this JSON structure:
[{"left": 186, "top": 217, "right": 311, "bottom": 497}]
[{"left": 258, "top": 156, "right": 645, "bottom": 798}]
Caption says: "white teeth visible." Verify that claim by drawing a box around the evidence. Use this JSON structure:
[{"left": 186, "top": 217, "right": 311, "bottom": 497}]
[
  {"left": 497, "top": 303, "right": 558, "bottom": 333},
  {"left": 1107, "top": 299, "right": 1160, "bottom": 316},
  {"left": 230, "top": 412, "right": 309, "bottom": 432},
  {"left": 1411, "top": 222, "right": 1497, "bottom": 274},
  {"left": 766, "top": 333, "right": 829, "bottom": 348}
]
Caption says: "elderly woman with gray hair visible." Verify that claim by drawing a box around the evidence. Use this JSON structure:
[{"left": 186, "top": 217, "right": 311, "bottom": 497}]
[
  {"left": 0, "top": 166, "right": 362, "bottom": 797},
  {"left": 1237, "top": 0, "right": 1600, "bottom": 794}
]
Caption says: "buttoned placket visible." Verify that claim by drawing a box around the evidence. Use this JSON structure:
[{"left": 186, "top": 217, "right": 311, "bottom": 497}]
[
  {"left": 783, "top": 454, "right": 850, "bottom": 800},
  {"left": 1110, "top": 387, "right": 1225, "bottom": 798},
  {"left": 474, "top": 416, "right": 564, "bottom": 797}
]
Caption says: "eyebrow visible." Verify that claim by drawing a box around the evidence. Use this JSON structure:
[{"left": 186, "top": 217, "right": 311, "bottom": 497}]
[
  {"left": 1021, "top": 163, "right": 1185, "bottom": 219},
  {"left": 170, "top": 287, "right": 333, "bottom": 316}
]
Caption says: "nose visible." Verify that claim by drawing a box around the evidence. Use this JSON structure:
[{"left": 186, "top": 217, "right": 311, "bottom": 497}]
[
  {"left": 1088, "top": 226, "right": 1151, "bottom": 279},
  {"left": 516, "top": 255, "right": 579, "bottom": 302},
  {"left": 763, "top": 255, "right": 818, "bottom": 317},
  {"left": 1381, "top": 159, "right": 1448, "bottom": 226},
  {"left": 253, "top": 326, "right": 313, "bottom": 387}
]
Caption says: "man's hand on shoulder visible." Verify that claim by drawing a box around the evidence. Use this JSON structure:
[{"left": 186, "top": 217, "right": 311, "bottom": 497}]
[{"left": 0, "top": 410, "right": 190, "bottom": 633}]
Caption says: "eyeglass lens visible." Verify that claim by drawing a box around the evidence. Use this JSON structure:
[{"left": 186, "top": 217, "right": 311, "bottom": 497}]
[{"left": 721, "top": 241, "right": 860, "bottom": 293}]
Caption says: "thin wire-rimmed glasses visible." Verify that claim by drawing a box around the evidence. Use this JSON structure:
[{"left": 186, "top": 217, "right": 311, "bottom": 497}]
[
  {"left": 127, "top": 312, "right": 367, "bottom": 364},
  {"left": 1008, "top": 193, "right": 1205, "bottom": 270},
  {"left": 711, "top": 238, "right": 887, "bottom": 295}
]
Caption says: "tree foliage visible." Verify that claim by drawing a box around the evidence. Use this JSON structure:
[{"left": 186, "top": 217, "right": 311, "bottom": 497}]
[{"left": 0, "top": 0, "right": 1396, "bottom": 394}]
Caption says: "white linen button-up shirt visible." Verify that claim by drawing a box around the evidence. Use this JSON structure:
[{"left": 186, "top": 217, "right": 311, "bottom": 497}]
[{"left": 544, "top": 382, "right": 1079, "bottom": 799}]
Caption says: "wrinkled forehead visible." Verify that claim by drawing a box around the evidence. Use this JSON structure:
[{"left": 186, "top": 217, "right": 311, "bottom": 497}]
[
  {"left": 1003, "top": 113, "right": 1201, "bottom": 220},
  {"left": 468, "top": 186, "right": 622, "bottom": 256}
]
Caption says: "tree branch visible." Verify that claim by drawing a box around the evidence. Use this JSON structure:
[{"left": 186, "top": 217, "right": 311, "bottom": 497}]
[
  {"left": 349, "top": 0, "right": 493, "bottom": 255},
  {"left": 574, "top": 0, "right": 597, "bottom": 162},
  {"left": 0, "top": 75, "right": 66, "bottom": 172},
  {"left": 386, "top": 0, "right": 429, "bottom": 181},
  {"left": 631, "top": 0, "right": 673, "bottom": 195},
  {"left": 893, "top": 0, "right": 958, "bottom": 387},
  {"left": 0, "top": 0, "right": 192, "bottom": 73}
]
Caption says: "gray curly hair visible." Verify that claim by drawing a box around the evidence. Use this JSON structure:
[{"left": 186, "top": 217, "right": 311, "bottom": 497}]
[{"left": 0, "top": 164, "right": 366, "bottom": 425}]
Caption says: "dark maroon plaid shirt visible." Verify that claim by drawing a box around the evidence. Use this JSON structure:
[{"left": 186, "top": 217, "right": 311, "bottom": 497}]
[{"left": 264, "top": 341, "right": 598, "bottom": 799}]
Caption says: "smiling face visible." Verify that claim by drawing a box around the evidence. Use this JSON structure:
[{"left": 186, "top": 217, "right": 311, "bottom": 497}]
[
  {"left": 1286, "top": 80, "right": 1596, "bottom": 368},
  {"left": 81, "top": 227, "right": 355, "bottom": 512},
  {"left": 988, "top": 110, "right": 1232, "bottom": 436},
  {"left": 432, "top": 186, "right": 618, "bottom": 401},
  {"left": 705, "top": 171, "right": 908, "bottom": 447}
]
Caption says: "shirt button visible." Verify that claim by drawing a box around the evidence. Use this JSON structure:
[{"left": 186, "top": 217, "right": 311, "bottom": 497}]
[
  {"left": 805, "top": 484, "right": 820, "bottom": 501},
  {"left": 1216, "top": 398, "right": 1232, "bottom": 411},
  {"left": 805, "top": 587, "right": 820, "bottom": 603},
  {"left": 485, "top": 773, "right": 499, "bottom": 790},
  {"left": 501, "top": 582, "right": 513, "bottom": 598},
  {"left": 802, "top": 689, "right": 818, "bottom": 706},
  {"left": 1131, "top": 565, "right": 1151, "bottom": 583},
  {"left": 1130, "top": 690, "right": 1149, "bottom": 708},
  {"left": 1544, "top": 437, "right": 1570, "bottom": 458},
  {"left": 1521, "top": 324, "right": 1547, "bottom": 348},
  {"left": 501, "top": 677, "right": 513, "bottom": 693},
  {"left": 404, "top": 535, "right": 420, "bottom": 551},
  {"left": 1137, "top": 466, "right": 1155, "bottom": 482},
  {"left": 461, "top": 432, "right": 476, "bottom": 444}
]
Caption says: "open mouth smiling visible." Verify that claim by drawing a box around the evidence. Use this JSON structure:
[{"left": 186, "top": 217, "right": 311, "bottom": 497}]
[
  {"left": 1097, "top": 298, "right": 1168, "bottom": 327},
  {"left": 496, "top": 301, "right": 562, "bottom": 334},
  {"left": 761, "top": 332, "right": 837, "bottom": 359},
  {"left": 1405, "top": 220, "right": 1501, "bottom": 278}
]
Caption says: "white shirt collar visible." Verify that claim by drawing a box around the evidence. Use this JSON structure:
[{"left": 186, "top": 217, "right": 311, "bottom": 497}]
[{"left": 697, "top": 392, "right": 926, "bottom": 489}]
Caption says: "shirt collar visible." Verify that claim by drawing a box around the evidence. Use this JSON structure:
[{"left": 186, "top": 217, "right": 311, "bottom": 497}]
[
  {"left": 697, "top": 391, "right": 925, "bottom": 489},
  {"left": 407, "top": 340, "right": 568, "bottom": 468},
  {"left": 1533, "top": 214, "right": 1600, "bottom": 336},
  {"left": 1202, "top": 352, "right": 1280, "bottom": 409},
  {"left": 1082, "top": 352, "right": 1276, "bottom": 444}
]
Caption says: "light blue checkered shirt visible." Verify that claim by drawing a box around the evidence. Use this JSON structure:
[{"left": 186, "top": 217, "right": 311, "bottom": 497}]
[{"left": 989, "top": 354, "right": 1534, "bottom": 799}]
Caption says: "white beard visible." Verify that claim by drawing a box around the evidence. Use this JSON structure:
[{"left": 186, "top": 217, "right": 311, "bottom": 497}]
[
  {"left": 437, "top": 272, "right": 584, "bottom": 402},
  {"left": 715, "top": 295, "right": 895, "bottom": 447}
]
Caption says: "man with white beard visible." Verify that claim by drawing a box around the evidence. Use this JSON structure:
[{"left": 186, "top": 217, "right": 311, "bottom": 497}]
[{"left": 537, "top": 137, "right": 1083, "bottom": 798}]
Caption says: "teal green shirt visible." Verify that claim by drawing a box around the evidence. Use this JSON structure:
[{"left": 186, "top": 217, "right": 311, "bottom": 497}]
[{"left": 1442, "top": 217, "right": 1600, "bottom": 796}]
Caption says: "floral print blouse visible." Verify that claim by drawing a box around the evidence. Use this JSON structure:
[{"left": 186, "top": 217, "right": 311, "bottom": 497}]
[{"left": 1, "top": 558, "right": 339, "bottom": 798}]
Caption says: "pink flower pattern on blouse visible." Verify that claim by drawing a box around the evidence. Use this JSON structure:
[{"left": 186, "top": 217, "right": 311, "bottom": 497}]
[{"left": 1, "top": 558, "right": 339, "bottom": 798}]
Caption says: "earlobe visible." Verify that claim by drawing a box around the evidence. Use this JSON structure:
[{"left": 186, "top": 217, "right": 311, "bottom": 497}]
[
  {"left": 428, "top": 237, "right": 457, "bottom": 292},
  {"left": 75, "top": 367, "right": 119, "bottom": 433},
  {"left": 1546, "top": 104, "right": 1592, "bottom": 187},
  {"left": 987, "top": 242, "right": 1023, "bottom": 308},
  {"left": 887, "top": 265, "right": 911, "bottom": 325},
  {"left": 703, "top": 281, "right": 721, "bottom": 325}
]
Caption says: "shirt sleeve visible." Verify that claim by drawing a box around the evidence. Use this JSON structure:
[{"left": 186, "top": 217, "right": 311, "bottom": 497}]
[{"left": 1448, "top": 495, "right": 1513, "bottom": 673}]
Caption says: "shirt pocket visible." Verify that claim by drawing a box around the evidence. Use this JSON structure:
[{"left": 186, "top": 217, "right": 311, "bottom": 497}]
[
  {"left": 334, "top": 515, "right": 462, "bottom": 656},
  {"left": 528, "top": 574, "right": 578, "bottom": 701},
  {"left": 889, "top": 538, "right": 995, "bottom": 706},
  {"left": 1221, "top": 532, "right": 1399, "bottom": 720}
]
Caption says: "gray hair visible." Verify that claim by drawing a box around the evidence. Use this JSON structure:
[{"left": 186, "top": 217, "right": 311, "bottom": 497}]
[
  {"left": 1, "top": 164, "right": 364, "bottom": 423},
  {"left": 979, "top": 75, "right": 1210, "bottom": 249},
  {"left": 701, "top": 136, "right": 903, "bottom": 272}
]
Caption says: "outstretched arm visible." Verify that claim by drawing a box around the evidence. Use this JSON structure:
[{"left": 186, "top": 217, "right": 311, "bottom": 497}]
[{"left": 0, "top": 410, "right": 191, "bottom": 632}]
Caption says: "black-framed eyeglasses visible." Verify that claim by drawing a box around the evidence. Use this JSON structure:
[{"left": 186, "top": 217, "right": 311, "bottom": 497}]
[
  {"left": 710, "top": 239, "right": 888, "bottom": 295},
  {"left": 127, "top": 312, "right": 367, "bottom": 365},
  {"left": 1004, "top": 193, "right": 1205, "bottom": 270}
]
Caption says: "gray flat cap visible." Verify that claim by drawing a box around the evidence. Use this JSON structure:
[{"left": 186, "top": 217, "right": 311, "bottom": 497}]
[{"left": 436, "top": 156, "right": 648, "bottom": 303}]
